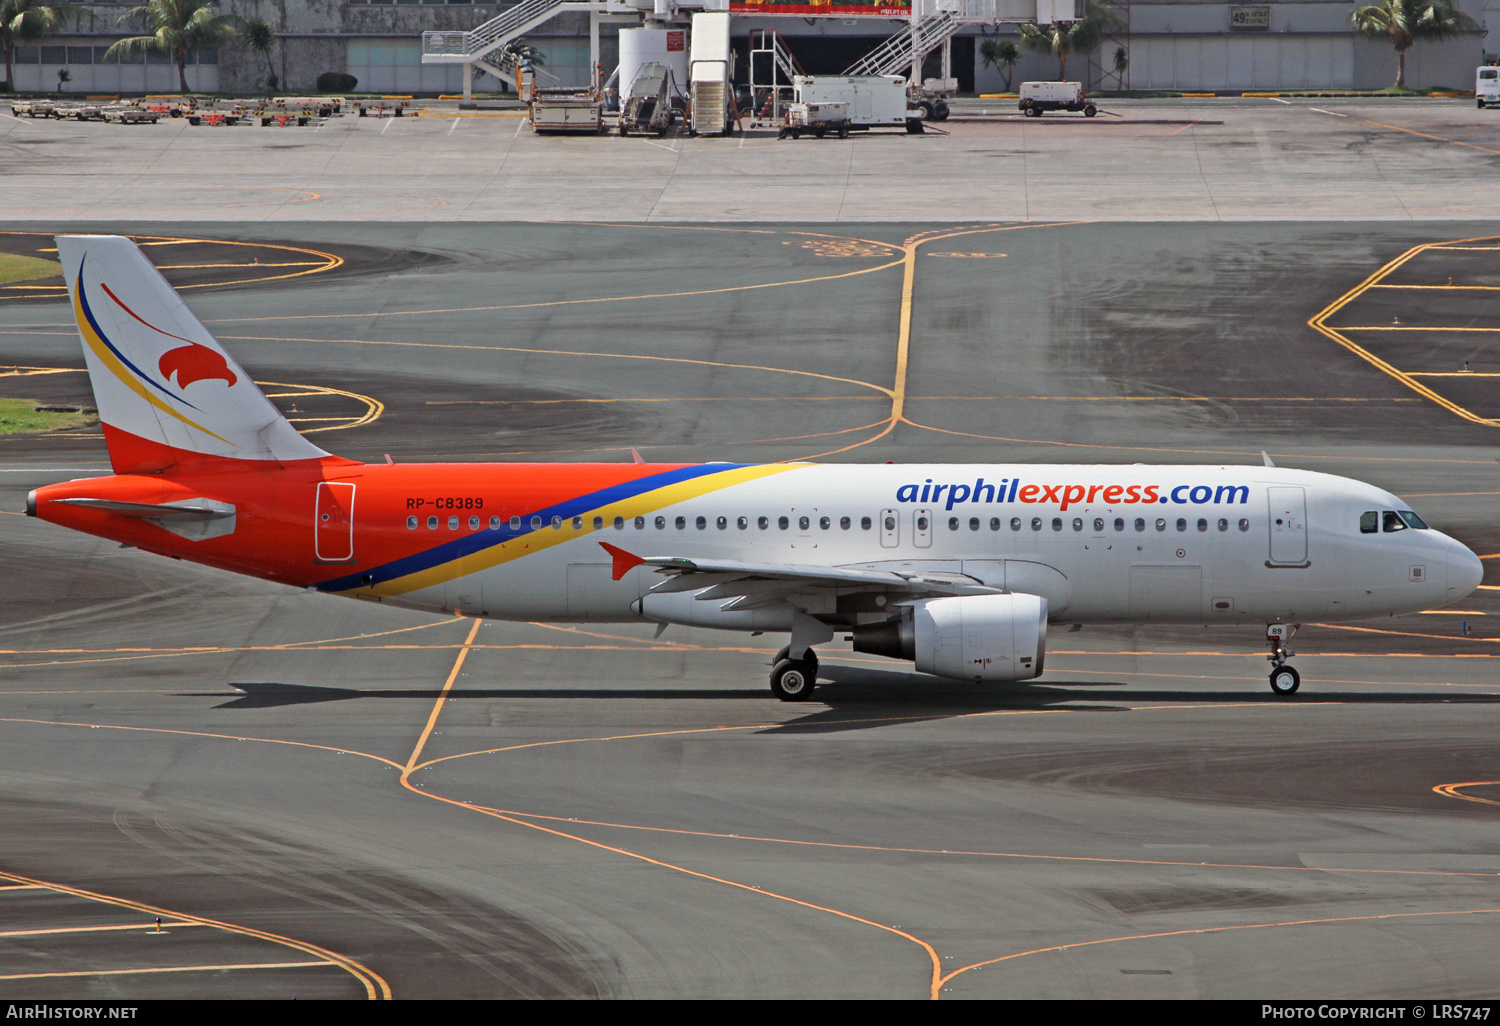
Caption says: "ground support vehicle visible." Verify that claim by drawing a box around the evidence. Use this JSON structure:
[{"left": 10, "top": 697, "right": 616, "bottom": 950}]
[
  {"left": 792, "top": 75, "right": 925, "bottom": 134},
  {"left": 1018, "top": 81, "right": 1096, "bottom": 117},
  {"left": 619, "top": 63, "right": 674, "bottom": 136},
  {"left": 354, "top": 99, "right": 408, "bottom": 117},
  {"left": 103, "top": 106, "right": 159, "bottom": 124},
  {"left": 779, "top": 101, "right": 850, "bottom": 139},
  {"left": 53, "top": 102, "right": 106, "bottom": 121},
  {"left": 531, "top": 94, "right": 605, "bottom": 134},
  {"left": 1479, "top": 66, "right": 1499, "bottom": 108},
  {"left": 10, "top": 100, "right": 56, "bottom": 118}
]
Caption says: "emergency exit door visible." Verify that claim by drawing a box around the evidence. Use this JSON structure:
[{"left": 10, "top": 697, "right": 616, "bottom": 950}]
[
  {"left": 315, "top": 482, "right": 356, "bottom": 562},
  {"left": 1267, "top": 486, "right": 1308, "bottom": 566}
]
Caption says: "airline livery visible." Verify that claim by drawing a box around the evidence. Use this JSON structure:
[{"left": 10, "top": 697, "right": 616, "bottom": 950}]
[{"left": 27, "top": 236, "right": 1485, "bottom": 699}]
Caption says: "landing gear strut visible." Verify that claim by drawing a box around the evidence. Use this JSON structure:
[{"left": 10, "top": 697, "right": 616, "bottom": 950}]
[{"left": 1266, "top": 624, "right": 1300, "bottom": 696}]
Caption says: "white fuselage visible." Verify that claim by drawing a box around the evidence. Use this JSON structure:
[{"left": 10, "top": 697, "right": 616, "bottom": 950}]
[{"left": 378, "top": 463, "right": 1481, "bottom": 629}]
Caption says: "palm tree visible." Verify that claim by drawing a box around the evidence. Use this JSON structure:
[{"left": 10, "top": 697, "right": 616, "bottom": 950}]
[
  {"left": 1111, "top": 44, "right": 1128, "bottom": 89},
  {"left": 979, "top": 38, "right": 1020, "bottom": 91},
  {"left": 105, "top": 0, "right": 237, "bottom": 94},
  {"left": 0, "top": 0, "right": 81, "bottom": 93},
  {"left": 1019, "top": 0, "right": 1123, "bottom": 81},
  {"left": 241, "top": 15, "right": 275, "bottom": 92},
  {"left": 1349, "top": 0, "right": 1474, "bottom": 89}
]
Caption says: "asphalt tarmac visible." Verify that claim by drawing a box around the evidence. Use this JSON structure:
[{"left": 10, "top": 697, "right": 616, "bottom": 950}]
[{"left": 2, "top": 221, "right": 1500, "bottom": 999}]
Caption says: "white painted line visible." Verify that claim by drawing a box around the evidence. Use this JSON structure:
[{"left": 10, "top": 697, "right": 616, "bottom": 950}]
[
  {"left": 1269, "top": 97, "right": 1292, "bottom": 105},
  {"left": 1309, "top": 108, "right": 1347, "bottom": 117},
  {"left": 448, "top": 117, "right": 460, "bottom": 135},
  {"left": 380, "top": 118, "right": 392, "bottom": 134},
  {"left": 514, "top": 118, "right": 527, "bottom": 138}
]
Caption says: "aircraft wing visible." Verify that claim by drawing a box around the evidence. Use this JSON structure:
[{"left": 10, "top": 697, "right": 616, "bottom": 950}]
[{"left": 599, "top": 542, "right": 999, "bottom": 604}]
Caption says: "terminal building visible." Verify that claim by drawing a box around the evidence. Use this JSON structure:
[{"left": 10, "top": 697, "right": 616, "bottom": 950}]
[{"left": 5, "top": 0, "right": 1492, "bottom": 97}]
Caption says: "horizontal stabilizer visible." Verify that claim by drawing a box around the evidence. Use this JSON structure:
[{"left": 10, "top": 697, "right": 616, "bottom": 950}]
[{"left": 52, "top": 497, "right": 235, "bottom": 519}]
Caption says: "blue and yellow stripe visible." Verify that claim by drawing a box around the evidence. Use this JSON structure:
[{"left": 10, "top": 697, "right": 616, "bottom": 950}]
[{"left": 320, "top": 462, "right": 800, "bottom": 596}]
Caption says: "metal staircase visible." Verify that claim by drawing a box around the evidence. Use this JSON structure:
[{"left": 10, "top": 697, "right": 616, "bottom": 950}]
[
  {"left": 843, "top": 0, "right": 997, "bottom": 78},
  {"left": 422, "top": 0, "right": 573, "bottom": 88}
]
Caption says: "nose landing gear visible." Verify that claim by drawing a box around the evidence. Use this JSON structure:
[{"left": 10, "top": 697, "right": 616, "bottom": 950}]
[{"left": 1266, "top": 624, "right": 1300, "bottom": 695}]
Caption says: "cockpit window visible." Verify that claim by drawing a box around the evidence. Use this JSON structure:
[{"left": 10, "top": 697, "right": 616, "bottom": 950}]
[
  {"left": 1397, "top": 510, "right": 1429, "bottom": 530},
  {"left": 1359, "top": 511, "right": 1378, "bottom": 534},
  {"left": 1382, "top": 511, "right": 1408, "bottom": 533}
]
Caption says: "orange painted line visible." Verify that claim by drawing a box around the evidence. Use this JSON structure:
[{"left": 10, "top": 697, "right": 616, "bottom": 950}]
[
  {"left": 1364, "top": 119, "right": 1500, "bottom": 157},
  {"left": 1432, "top": 781, "right": 1500, "bottom": 807},
  {"left": 937, "top": 908, "right": 1500, "bottom": 997},
  {"left": 0, "top": 922, "right": 200, "bottom": 938},
  {"left": 0, "top": 961, "right": 333, "bottom": 982},
  {"left": 0, "top": 870, "right": 389, "bottom": 999}
]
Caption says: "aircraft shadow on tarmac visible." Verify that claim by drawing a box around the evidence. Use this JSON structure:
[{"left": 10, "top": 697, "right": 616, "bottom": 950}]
[{"left": 199, "top": 673, "right": 1500, "bottom": 735}]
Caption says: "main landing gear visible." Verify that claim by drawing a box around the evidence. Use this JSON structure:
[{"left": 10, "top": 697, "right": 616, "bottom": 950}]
[
  {"left": 770, "top": 645, "right": 819, "bottom": 702},
  {"left": 1266, "top": 624, "right": 1300, "bottom": 696}
]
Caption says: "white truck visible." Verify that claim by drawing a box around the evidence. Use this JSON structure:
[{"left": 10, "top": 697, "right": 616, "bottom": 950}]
[
  {"left": 1478, "top": 66, "right": 1499, "bottom": 109},
  {"left": 792, "top": 75, "right": 926, "bottom": 134},
  {"left": 1018, "top": 81, "right": 1097, "bottom": 118}
]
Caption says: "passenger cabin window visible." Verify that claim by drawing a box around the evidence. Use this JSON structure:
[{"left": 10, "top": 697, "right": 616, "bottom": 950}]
[
  {"left": 1382, "top": 511, "right": 1408, "bottom": 533},
  {"left": 511, "top": 516, "right": 522, "bottom": 530},
  {"left": 990, "top": 517, "right": 1001, "bottom": 531},
  {"left": 779, "top": 516, "right": 790, "bottom": 530},
  {"left": 1012, "top": 517, "right": 1022, "bottom": 531},
  {"left": 760, "top": 516, "right": 770, "bottom": 530},
  {"left": 676, "top": 516, "right": 686, "bottom": 529},
  {"left": 949, "top": 517, "right": 960, "bottom": 531},
  {"left": 429, "top": 516, "right": 439, "bottom": 530},
  {"left": 407, "top": 516, "right": 418, "bottom": 530},
  {"left": 592, "top": 516, "right": 603, "bottom": 530},
  {"left": 717, "top": 516, "right": 727, "bottom": 530},
  {"left": 840, "top": 516, "right": 851, "bottom": 530},
  {"left": 470, "top": 515, "right": 480, "bottom": 530},
  {"left": 739, "top": 517, "right": 749, "bottom": 530},
  {"left": 1051, "top": 518, "right": 1062, "bottom": 531},
  {"left": 1114, "top": 518, "right": 1124, "bottom": 531},
  {"left": 861, "top": 516, "right": 872, "bottom": 530},
  {"left": 820, "top": 516, "right": 830, "bottom": 530},
  {"left": 1360, "top": 511, "right": 1379, "bottom": 534},
  {"left": 798, "top": 516, "right": 810, "bottom": 530},
  {"left": 573, "top": 516, "right": 583, "bottom": 530},
  {"left": 656, "top": 516, "right": 666, "bottom": 529},
  {"left": 695, "top": 516, "right": 706, "bottom": 530}
]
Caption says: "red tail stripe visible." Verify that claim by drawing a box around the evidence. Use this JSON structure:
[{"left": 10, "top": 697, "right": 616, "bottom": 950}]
[{"left": 99, "top": 282, "right": 200, "bottom": 347}]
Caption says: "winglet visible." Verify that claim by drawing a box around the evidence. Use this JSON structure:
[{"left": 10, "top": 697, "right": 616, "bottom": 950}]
[
  {"left": 598, "top": 541, "right": 645, "bottom": 581},
  {"left": 1262, "top": 451, "right": 1276, "bottom": 468},
  {"left": 630, "top": 448, "right": 646, "bottom": 464}
]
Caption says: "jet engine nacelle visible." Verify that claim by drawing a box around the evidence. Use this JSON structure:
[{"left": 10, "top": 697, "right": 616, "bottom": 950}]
[{"left": 853, "top": 593, "right": 1048, "bottom": 682}]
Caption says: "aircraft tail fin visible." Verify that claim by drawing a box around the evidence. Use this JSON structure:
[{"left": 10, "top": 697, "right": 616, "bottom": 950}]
[{"left": 56, "top": 235, "right": 333, "bottom": 474}]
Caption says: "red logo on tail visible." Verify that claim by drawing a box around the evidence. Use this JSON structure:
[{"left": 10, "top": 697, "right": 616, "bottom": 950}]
[{"left": 158, "top": 344, "right": 237, "bottom": 389}]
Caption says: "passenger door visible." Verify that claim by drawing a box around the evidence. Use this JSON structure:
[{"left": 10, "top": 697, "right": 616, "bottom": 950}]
[
  {"left": 1267, "top": 486, "right": 1309, "bottom": 566},
  {"left": 314, "top": 482, "right": 355, "bottom": 563}
]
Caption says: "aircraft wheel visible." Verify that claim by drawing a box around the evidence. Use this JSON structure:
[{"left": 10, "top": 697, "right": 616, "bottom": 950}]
[
  {"left": 1269, "top": 666, "right": 1301, "bottom": 696},
  {"left": 770, "top": 659, "right": 817, "bottom": 702}
]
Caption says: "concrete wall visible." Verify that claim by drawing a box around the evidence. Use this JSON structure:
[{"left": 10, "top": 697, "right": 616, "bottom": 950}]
[{"left": 9, "top": 1, "right": 1490, "bottom": 96}]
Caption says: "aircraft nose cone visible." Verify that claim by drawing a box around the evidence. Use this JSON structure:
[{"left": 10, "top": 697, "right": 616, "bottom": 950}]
[{"left": 1447, "top": 540, "right": 1484, "bottom": 599}]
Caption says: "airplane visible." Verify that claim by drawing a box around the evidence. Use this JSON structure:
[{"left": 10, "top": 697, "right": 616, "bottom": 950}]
[{"left": 24, "top": 235, "right": 1485, "bottom": 701}]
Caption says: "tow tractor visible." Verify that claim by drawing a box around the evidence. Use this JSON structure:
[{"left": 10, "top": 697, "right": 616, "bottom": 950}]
[{"left": 778, "top": 101, "right": 850, "bottom": 139}]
